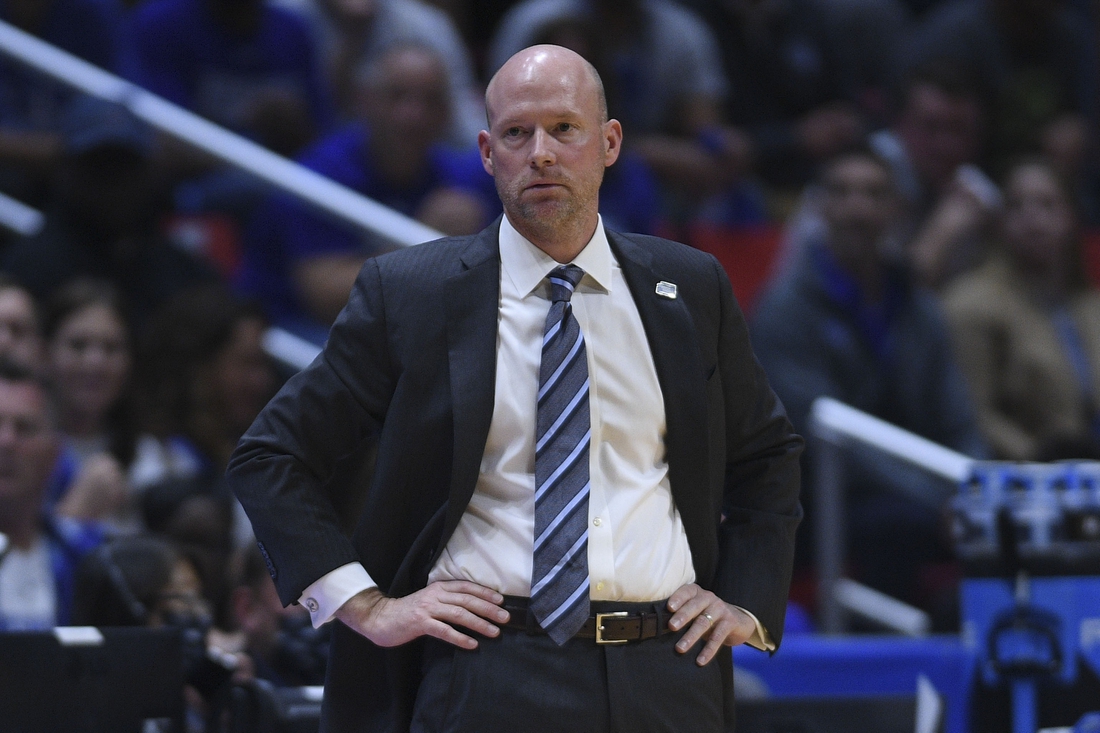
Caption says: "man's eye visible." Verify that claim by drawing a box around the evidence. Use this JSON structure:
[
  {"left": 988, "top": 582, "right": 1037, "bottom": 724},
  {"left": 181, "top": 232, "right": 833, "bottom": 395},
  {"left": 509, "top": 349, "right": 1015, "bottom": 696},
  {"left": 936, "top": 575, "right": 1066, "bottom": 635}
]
[
  {"left": 505, "top": 127, "right": 523, "bottom": 137},
  {"left": 556, "top": 123, "right": 573, "bottom": 133}
]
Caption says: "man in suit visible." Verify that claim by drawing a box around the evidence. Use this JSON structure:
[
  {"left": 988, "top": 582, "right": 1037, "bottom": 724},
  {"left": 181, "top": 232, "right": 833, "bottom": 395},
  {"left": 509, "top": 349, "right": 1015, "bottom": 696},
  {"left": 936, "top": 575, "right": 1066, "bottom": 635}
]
[{"left": 227, "top": 44, "right": 802, "bottom": 732}]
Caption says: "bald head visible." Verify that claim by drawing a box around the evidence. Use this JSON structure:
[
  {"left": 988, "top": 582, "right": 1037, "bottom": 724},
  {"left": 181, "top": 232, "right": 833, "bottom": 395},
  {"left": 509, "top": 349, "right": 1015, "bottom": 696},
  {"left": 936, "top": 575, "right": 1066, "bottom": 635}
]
[
  {"left": 485, "top": 45, "right": 607, "bottom": 128},
  {"left": 476, "top": 44, "right": 622, "bottom": 261}
]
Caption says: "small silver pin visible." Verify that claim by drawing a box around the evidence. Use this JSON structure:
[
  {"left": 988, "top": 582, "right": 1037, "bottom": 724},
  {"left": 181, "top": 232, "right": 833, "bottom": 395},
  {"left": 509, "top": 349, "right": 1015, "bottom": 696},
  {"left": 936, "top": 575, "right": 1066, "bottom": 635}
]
[{"left": 655, "top": 281, "right": 677, "bottom": 299}]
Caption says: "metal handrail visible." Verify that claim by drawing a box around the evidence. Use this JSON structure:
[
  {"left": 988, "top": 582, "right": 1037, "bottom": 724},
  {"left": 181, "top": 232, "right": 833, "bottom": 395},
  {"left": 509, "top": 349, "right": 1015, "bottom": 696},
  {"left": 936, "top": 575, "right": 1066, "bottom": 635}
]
[
  {"left": 810, "top": 396, "right": 977, "bottom": 633},
  {"left": 0, "top": 19, "right": 443, "bottom": 248},
  {"left": 0, "top": 190, "right": 44, "bottom": 237}
]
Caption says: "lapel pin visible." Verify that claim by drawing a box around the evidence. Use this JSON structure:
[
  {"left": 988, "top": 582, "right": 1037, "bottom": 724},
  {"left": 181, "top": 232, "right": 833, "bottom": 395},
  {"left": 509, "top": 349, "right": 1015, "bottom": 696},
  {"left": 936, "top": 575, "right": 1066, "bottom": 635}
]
[{"left": 655, "top": 281, "right": 677, "bottom": 300}]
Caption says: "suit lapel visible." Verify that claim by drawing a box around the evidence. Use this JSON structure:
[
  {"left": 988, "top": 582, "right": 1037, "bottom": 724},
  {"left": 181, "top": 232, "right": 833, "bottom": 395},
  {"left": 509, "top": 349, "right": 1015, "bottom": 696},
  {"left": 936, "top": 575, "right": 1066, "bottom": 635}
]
[
  {"left": 438, "top": 221, "right": 502, "bottom": 555},
  {"left": 609, "top": 232, "right": 713, "bottom": 573}
]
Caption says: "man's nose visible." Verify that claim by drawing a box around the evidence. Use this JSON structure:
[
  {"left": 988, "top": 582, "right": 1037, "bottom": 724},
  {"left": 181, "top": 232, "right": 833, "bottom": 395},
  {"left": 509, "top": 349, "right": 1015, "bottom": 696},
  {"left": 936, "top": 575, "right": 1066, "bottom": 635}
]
[{"left": 529, "top": 128, "right": 556, "bottom": 168}]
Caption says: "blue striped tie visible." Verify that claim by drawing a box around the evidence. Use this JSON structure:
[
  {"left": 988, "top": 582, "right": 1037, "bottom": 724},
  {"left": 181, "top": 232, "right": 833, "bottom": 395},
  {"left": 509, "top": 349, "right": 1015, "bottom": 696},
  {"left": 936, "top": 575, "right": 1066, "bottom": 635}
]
[{"left": 531, "top": 264, "right": 591, "bottom": 645}]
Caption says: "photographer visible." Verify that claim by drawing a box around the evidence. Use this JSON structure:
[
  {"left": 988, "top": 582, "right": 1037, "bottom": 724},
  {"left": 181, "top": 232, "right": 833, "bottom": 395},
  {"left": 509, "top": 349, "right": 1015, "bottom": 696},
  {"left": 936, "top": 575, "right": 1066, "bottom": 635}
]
[{"left": 71, "top": 535, "right": 251, "bottom": 730}]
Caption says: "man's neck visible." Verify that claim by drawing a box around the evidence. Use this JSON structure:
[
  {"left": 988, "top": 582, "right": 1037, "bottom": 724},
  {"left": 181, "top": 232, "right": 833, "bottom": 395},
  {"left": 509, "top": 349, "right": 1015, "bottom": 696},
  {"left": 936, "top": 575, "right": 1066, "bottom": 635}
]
[{"left": 508, "top": 213, "right": 599, "bottom": 264}]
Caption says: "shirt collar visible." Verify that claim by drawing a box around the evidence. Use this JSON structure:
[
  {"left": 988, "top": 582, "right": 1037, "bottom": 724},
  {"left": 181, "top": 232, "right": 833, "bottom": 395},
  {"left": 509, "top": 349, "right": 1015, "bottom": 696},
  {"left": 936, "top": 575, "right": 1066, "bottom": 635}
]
[{"left": 499, "top": 213, "right": 614, "bottom": 297}]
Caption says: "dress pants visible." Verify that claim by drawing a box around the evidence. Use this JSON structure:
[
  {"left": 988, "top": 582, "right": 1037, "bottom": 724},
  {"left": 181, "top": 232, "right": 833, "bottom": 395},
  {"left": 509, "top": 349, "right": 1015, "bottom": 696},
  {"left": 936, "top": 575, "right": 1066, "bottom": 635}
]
[{"left": 410, "top": 625, "right": 730, "bottom": 733}]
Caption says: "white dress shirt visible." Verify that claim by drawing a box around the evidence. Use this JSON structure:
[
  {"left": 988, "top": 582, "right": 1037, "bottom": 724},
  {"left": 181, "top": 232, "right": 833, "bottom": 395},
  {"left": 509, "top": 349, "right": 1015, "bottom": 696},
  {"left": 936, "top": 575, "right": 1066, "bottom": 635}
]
[
  {"left": 0, "top": 537, "right": 56, "bottom": 631},
  {"left": 428, "top": 214, "right": 694, "bottom": 600},
  {"left": 299, "top": 215, "right": 772, "bottom": 650}
]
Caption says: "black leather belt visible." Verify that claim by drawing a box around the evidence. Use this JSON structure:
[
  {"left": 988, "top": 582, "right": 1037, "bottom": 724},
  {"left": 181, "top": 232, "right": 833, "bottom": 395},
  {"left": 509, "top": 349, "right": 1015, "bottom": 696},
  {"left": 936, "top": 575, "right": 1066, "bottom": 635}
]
[{"left": 500, "top": 596, "right": 674, "bottom": 644}]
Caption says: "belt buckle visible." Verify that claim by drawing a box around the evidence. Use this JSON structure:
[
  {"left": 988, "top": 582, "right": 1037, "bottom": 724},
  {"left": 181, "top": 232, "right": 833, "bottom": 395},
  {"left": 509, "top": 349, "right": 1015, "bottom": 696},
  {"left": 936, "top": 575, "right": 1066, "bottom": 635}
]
[{"left": 595, "top": 611, "right": 630, "bottom": 644}]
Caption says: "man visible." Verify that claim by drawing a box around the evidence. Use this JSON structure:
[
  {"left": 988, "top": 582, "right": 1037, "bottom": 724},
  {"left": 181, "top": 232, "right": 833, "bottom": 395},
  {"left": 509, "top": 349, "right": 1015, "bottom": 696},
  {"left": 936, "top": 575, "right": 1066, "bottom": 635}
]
[
  {"left": 871, "top": 63, "right": 994, "bottom": 289},
  {"left": 0, "top": 359, "right": 102, "bottom": 630},
  {"left": 303, "top": 0, "right": 485, "bottom": 147},
  {"left": 228, "top": 45, "right": 802, "bottom": 731},
  {"left": 751, "top": 145, "right": 984, "bottom": 609},
  {"left": 236, "top": 44, "right": 496, "bottom": 335},
  {"left": 902, "top": 0, "right": 1096, "bottom": 179}
]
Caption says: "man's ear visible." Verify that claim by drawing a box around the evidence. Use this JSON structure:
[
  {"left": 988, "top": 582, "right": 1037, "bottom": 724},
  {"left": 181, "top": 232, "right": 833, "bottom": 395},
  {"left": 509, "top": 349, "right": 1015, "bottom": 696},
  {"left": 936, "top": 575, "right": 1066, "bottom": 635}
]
[
  {"left": 478, "top": 130, "right": 494, "bottom": 176},
  {"left": 603, "top": 119, "right": 623, "bottom": 168}
]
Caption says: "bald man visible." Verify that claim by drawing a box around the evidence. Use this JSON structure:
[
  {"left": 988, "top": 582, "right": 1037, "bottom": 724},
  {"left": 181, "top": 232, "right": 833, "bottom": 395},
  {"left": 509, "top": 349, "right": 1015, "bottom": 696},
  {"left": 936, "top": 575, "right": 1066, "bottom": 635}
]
[{"left": 228, "top": 45, "right": 802, "bottom": 732}]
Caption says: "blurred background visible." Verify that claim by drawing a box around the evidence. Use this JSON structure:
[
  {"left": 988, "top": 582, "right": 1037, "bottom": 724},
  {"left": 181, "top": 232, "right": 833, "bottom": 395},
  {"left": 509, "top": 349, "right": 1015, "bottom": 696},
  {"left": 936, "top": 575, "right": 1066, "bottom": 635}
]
[{"left": 0, "top": 0, "right": 1099, "bottom": 730}]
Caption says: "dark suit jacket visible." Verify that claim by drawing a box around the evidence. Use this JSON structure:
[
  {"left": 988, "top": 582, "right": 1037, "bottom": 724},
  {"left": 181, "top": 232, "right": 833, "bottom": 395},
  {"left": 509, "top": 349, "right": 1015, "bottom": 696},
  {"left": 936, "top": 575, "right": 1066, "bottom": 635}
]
[{"left": 227, "top": 220, "right": 803, "bottom": 732}]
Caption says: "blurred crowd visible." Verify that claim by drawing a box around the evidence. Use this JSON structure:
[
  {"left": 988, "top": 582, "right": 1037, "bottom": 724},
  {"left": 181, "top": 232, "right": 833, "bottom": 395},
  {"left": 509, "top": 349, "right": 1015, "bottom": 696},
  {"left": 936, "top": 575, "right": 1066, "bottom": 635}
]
[{"left": 1, "top": 0, "right": 1100, "bottom": 724}]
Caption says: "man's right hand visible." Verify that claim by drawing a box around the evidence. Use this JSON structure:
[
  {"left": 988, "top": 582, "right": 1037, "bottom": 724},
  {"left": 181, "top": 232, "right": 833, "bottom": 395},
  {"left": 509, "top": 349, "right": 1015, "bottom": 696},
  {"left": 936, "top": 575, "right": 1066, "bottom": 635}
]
[{"left": 333, "top": 581, "right": 510, "bottom": 650}]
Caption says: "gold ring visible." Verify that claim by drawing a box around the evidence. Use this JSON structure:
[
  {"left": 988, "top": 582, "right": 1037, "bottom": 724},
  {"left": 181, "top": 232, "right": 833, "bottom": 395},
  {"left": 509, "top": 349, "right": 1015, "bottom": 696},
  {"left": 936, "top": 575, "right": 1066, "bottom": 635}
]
[{"left": 703, "top": 613, "right": 714, "bottom": 622}]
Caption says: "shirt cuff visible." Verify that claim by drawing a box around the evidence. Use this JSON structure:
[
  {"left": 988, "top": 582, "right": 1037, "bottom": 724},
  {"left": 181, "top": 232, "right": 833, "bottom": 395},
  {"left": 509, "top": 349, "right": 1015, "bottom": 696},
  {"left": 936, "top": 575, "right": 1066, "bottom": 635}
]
[
  {"left": 298, "top": 562, "right": 376, "bottom": 628},
  {"left": 731, "top": 605, "right": 776, "bottom": 652}
]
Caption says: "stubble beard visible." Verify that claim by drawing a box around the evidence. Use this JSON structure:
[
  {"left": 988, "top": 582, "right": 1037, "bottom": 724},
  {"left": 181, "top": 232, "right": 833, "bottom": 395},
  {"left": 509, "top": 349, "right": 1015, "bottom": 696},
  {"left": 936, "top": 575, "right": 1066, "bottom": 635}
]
[{"left": 497, "top": 167, "right": 604, "bottom": 248}]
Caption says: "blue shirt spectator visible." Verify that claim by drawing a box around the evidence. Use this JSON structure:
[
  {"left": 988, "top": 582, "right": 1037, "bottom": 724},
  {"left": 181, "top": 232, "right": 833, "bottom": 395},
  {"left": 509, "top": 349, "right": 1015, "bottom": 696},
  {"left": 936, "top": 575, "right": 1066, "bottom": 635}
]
[
  {"left": 236, "top": 44, "right": 497, "bottom": 334},
  {"left": 237, "top": 123, "right": 497, "bottom": 335},
  {"left": 0, "top": 359, "right": 105, "bottom": 630}
]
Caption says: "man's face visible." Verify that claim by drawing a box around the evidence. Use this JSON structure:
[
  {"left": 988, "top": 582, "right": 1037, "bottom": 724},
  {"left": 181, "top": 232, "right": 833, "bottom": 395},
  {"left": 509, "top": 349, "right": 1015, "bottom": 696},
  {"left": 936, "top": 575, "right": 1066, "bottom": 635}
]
[
  {"left": 0, "top": 289, "right": 42, "bottom": 371},
  {"left": 821, "top": 155, "right": 898, "bottom": 262},
  {"left": 0, "top": 380, "right": 57, "bottom": 508},
  {"left": 478, "top": 48, "right": 621, "bottom": 240},
  {"left": 896, "top": 83, "right": 982, "bottom": 193}
]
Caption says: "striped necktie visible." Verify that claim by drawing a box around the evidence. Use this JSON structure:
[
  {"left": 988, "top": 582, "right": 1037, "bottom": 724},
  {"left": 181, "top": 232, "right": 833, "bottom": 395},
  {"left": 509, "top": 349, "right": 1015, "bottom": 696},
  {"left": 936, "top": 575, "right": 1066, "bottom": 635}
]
[{"left": 530, "top": 264, "right": 591, "bottom": 645}]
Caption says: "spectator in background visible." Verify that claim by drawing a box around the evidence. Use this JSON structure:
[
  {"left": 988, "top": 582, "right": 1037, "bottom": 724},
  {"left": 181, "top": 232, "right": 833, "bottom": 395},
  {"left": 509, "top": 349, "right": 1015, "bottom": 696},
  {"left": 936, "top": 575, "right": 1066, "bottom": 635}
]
[
  {"left": 871, "top": 62, "right": 1003, "bottom": 290},
  {"left": 784, "top": 62, "right": 996, "bottom": 290},
  {"left": 944, "top": 159, "right": 1100, "bottom": 461},
  {"left": 1, "top": 96, "right": 221, "bottom": 328},
  {"left": 131, "top": 287, "right": 275, "bottom": 540},
  {"left": 488, "top": 0, "right": 745, "bottom": 218},
  {"left": 903, "top": 0, "right": 1098, "bottom": 180},
  {"left": 0, "top": 0, "right": 119, "bottom": 202},
  {"left": 0, "top": 277, "right": 43, "bottom": 370},
  {"left": 237, "top": 44, "right": 496, "bottom": 333},
  {"left": 0, "top": 358, "right": 103, "bottom": 630},
  {"left": 684, "top": 0, "right": 865, "bottom": 194},
  {"left": 141, "top": 474, "right": 239, "bottom": 625},
  {"left": 871, "top": 62, "right": 998, "bottom": 288},
  {"left": 131, "top": 0, "right": 332, "bottom": 153},
  {"left": 39, "top": 280, "right": 144, "bottom": 531},
  {"left": 752, "top": 145, "right": 985, "bottom": 613},
  {"left": 72, "top": 534, "right": 209, "bottom": 628},
  {"left": 72, "top": 535, "right": 249, "bottom": 724},
  {"left": 283, "top": 0, "right": 485, "bottom": 147}
]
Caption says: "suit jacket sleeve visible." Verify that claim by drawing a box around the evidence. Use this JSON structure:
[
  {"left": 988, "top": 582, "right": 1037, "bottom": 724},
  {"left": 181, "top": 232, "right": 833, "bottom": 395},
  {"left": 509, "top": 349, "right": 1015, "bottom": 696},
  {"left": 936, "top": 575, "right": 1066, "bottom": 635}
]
[
  {"left": 709, "top": 255, "right": 803, "bottom": 648},
  {"left": 227, "top": 258, "right": 395, "bottom": 605}
]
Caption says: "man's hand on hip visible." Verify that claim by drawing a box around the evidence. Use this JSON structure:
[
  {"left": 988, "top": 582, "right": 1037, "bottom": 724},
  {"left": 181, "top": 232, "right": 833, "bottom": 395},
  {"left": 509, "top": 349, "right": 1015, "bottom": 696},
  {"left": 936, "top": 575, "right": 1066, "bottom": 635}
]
[
  {"left": 334, "top": 581, "right": 511, "bottom": 650},
  {"left": 667, "top": 583, "right": 756, "bottom": 666}
]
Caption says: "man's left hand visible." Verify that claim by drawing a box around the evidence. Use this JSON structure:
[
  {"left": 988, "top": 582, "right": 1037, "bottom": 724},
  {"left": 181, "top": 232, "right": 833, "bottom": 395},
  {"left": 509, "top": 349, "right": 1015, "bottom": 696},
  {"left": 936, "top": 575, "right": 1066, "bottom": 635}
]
[{"left": 667, "top": 584, "right": 755, "bottom": 666}]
